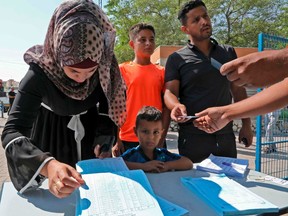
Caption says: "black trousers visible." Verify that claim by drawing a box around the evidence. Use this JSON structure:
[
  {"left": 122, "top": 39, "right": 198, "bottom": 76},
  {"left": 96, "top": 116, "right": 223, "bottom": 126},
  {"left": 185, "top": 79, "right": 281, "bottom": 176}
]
[{"left": 178, "top": 130, "right": 236, "bottom": 163}]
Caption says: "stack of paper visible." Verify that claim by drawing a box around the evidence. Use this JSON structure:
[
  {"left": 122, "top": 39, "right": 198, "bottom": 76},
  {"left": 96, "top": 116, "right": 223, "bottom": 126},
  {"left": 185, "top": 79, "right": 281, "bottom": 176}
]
[
  {"left": 76, "top": 170, "right": 163, "bottom": 216},
  {"left": 196, "top": 154, "right": 249, "bottom": 177},
  {"left": 75, "top": 158, "right": 189, "bottom": 216},
  {"left": 181, "top": 175, "right": 279, "bottom": 215}
]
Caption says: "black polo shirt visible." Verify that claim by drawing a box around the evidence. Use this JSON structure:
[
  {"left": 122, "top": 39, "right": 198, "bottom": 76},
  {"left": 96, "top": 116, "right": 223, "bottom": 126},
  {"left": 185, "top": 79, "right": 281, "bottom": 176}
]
[{"left": 165, "top": 39, "right": 236, "bottom": 134}]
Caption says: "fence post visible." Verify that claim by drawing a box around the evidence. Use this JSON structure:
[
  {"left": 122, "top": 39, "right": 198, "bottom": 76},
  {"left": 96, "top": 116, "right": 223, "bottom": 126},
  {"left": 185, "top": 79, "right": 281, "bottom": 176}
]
[{"left": 255, "top": 33, "right": 264, "bottom": 172}]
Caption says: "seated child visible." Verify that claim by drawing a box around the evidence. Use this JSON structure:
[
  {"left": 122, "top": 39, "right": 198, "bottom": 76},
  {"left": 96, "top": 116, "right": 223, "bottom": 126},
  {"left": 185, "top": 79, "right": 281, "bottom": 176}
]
[{"left": 121, "top": 106, "right": 193, "bottom": 172}]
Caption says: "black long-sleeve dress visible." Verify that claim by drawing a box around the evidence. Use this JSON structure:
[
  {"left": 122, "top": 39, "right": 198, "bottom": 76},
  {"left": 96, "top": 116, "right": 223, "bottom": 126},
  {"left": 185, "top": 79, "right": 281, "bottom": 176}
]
[{"left": 1, "top": 63, "right": 117, "bottom": 192}]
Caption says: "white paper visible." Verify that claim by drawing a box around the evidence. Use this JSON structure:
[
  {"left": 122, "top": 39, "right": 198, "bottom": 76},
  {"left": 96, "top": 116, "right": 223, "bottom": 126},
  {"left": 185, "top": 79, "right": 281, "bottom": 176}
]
[
  {"left": 78, "top": 170, "right": 163, "bottom": 216},
  {"left": 196, "top": 154, "right": 249, "bottom": 177}
]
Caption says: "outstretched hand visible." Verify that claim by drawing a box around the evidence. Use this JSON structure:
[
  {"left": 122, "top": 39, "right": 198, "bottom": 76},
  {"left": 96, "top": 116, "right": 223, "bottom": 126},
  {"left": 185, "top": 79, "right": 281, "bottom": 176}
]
[
  {"left": 193, "top": 107, "right": 231, "bottom": 133},
  {"left": 220, "top": 50, "right": 287, "bottom": 88},
  {"left": 45, "top": 160, "right": 85, "bottom": 198}
]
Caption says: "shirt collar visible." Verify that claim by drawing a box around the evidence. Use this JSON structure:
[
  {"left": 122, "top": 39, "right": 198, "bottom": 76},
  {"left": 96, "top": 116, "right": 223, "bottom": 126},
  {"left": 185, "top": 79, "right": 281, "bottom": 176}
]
[
  {"left": 138, "top": 146, "right": 158, "bottom": 161},
  {"left": 187, "top": 38, "right": 218, "bottom": 50}
]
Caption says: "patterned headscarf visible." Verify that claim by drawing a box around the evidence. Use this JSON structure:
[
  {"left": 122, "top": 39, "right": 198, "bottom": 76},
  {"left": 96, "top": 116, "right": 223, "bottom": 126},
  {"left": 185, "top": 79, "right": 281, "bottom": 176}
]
[{"left": 24, "top": 0, "right": 126, "bottom": 126}]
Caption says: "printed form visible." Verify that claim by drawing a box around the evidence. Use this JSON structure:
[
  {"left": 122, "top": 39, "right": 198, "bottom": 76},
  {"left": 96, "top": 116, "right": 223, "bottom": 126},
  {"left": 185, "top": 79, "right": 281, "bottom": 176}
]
[{"left": 78, "top": 170, "right": 163, "bottom": 216}]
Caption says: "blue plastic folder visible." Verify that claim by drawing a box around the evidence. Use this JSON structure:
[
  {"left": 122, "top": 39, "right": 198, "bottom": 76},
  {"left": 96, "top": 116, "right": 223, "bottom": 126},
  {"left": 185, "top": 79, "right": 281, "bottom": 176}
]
[
  {"left": 181, "top": 175, "right": 279, "bottom": 216},
  {"left": 75, "top": 158, "right": 188, "bottom": 216}
]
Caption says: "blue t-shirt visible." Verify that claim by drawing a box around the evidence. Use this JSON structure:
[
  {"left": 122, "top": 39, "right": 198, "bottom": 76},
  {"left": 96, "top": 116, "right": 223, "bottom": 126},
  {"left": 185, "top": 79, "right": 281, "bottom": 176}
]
[{"left": 121, "top": 146, "right": 181, "bottom": 163}]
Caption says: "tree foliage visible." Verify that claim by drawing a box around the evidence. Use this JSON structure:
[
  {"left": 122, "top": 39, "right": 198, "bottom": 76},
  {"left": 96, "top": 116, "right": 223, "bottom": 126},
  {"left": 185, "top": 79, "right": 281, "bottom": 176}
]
[
  {"left": 105, "top": 0, "right": 288, "bottom": 62},
  {"left": 204, "top": 0, "right": 287, "bottom": 47}
]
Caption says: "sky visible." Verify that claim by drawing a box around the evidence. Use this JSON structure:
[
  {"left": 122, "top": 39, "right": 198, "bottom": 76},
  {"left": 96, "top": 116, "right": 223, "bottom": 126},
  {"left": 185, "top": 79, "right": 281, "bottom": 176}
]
[{"left": 0, "top": 0, "right": 107, "bottom": 82}]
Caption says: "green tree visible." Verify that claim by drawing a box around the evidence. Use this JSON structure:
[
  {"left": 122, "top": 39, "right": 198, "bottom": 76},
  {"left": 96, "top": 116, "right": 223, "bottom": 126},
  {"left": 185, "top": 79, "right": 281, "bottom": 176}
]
[
  {"left": 105, "top": 0, "right": 288, "bottom": 62},
  {"left": 106, "top": 0, "right": 185, "bottom": 63},
  {"left": 204, "top": 0, "right": 287, "bottom": 47},
  {"left": 274, "top": 5, "right": 288, "bottom": 37}
]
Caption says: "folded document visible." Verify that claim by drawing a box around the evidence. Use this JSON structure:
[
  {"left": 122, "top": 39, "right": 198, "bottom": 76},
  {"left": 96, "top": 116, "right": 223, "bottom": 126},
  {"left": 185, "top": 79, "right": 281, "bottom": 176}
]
[
  {"left": 182, "top": 175, "right": 279, "bottom": 215},
  {"left": 196, "top": 154, "right": 249, "bottom": 177}
]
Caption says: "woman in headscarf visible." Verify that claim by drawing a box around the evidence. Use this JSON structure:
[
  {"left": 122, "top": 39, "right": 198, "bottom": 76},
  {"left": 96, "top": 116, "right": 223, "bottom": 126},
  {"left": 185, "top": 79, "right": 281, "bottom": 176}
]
[{"left": 1, "top": 0, "right": 126, "bottom": 198}]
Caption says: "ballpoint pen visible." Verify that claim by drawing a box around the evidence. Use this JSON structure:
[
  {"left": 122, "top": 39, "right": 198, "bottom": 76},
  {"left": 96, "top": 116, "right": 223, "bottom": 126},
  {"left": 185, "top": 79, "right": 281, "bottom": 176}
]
[{"left": 222, "top": 162, "right": 246, "bottom": 171}]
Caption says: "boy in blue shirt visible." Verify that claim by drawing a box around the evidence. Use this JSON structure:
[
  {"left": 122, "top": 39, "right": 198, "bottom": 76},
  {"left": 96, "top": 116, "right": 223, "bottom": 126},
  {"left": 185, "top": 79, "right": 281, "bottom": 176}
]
[{"left": 121, "top": 106, "right": 193, "bottom": 172}]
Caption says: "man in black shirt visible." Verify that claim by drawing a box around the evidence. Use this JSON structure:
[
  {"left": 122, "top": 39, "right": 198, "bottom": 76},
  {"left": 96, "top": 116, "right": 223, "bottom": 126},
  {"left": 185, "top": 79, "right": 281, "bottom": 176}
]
[{"left": 164, "top": 0, "right": 253, "bottom": 163}]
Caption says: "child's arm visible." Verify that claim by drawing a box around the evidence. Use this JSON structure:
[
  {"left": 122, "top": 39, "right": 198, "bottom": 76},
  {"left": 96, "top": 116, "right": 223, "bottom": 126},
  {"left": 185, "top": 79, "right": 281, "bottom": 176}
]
[
  {"left": 125, "top": 160, "right": 165, "bottom": 173},
  {"left": 162, "top": 156, "right": 193, "bottom": 172}
]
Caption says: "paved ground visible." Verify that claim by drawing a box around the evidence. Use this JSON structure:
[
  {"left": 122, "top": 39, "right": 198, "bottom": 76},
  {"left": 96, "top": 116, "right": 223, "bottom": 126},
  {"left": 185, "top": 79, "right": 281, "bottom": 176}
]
[{"left": 0, "top": 114, "right": 257, "bottom": 189}]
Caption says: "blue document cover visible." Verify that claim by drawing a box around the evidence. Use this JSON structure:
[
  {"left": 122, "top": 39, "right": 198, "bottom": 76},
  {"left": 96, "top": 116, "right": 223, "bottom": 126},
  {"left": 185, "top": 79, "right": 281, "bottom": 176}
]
[
  {"left": 76, "top": 157, "right": 129, "bottom": 174},
  {"left": 156, "top": 196, "right": 189, "bottom": 216},
  {"left": 75, "top": 158, "right": 189, "bottom": 216},
  {"left": 181, "top": 175, "right": 279, "bottom": 215}
]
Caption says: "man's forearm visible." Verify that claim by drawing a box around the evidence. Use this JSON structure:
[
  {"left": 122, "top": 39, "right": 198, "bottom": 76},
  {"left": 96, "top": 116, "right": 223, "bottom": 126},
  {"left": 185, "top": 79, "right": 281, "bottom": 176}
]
[{"left": 164, "top": 90, "right": 180, "bottom": 110}]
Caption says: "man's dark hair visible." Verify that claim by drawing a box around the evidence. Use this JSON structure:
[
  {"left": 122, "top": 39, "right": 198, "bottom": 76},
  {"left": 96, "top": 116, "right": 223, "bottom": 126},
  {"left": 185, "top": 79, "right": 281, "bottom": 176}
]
[
  {"left": 178, "top": 0, "right": 206, "bottom": 25},
  {"left": 135, "top": 106, "right": 162, "bottom": 129},
  {"left": 129, "top": 23, "right": 155, "bottom": 41}
]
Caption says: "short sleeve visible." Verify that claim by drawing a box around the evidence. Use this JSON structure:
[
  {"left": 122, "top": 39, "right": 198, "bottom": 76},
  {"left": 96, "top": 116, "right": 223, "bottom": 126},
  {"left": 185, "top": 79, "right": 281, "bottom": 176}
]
[
  {"left": 165, "top": 54, "right": 181, "bottom": 82},
  {"left": 157, "top": 148, "right": 181, "bottom": 162}
]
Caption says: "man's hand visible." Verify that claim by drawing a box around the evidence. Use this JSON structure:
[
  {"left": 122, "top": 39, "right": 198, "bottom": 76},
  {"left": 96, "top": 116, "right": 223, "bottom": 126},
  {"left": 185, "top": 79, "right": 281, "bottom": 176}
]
[
  {"left": 170, "top": 104, "right": 190, "bottom": 123},
  {"left": 238, "top": 124, "right": 253, "bottom": 147}
]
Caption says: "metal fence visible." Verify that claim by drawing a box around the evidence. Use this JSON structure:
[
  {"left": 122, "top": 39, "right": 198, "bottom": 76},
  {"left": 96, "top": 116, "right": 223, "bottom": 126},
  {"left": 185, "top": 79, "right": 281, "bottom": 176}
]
[{"left": 255, "top": 33, "right": 288, "bottom": 179}]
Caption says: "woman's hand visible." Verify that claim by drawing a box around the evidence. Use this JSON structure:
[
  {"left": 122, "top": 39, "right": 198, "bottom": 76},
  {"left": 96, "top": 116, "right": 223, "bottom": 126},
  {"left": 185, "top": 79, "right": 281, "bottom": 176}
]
[
  {"left": 112, "top": 141, "right": 125, "bottom": 157},
  {"left": 44, "top": 160, "right": 85, "bottom": 198}
]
